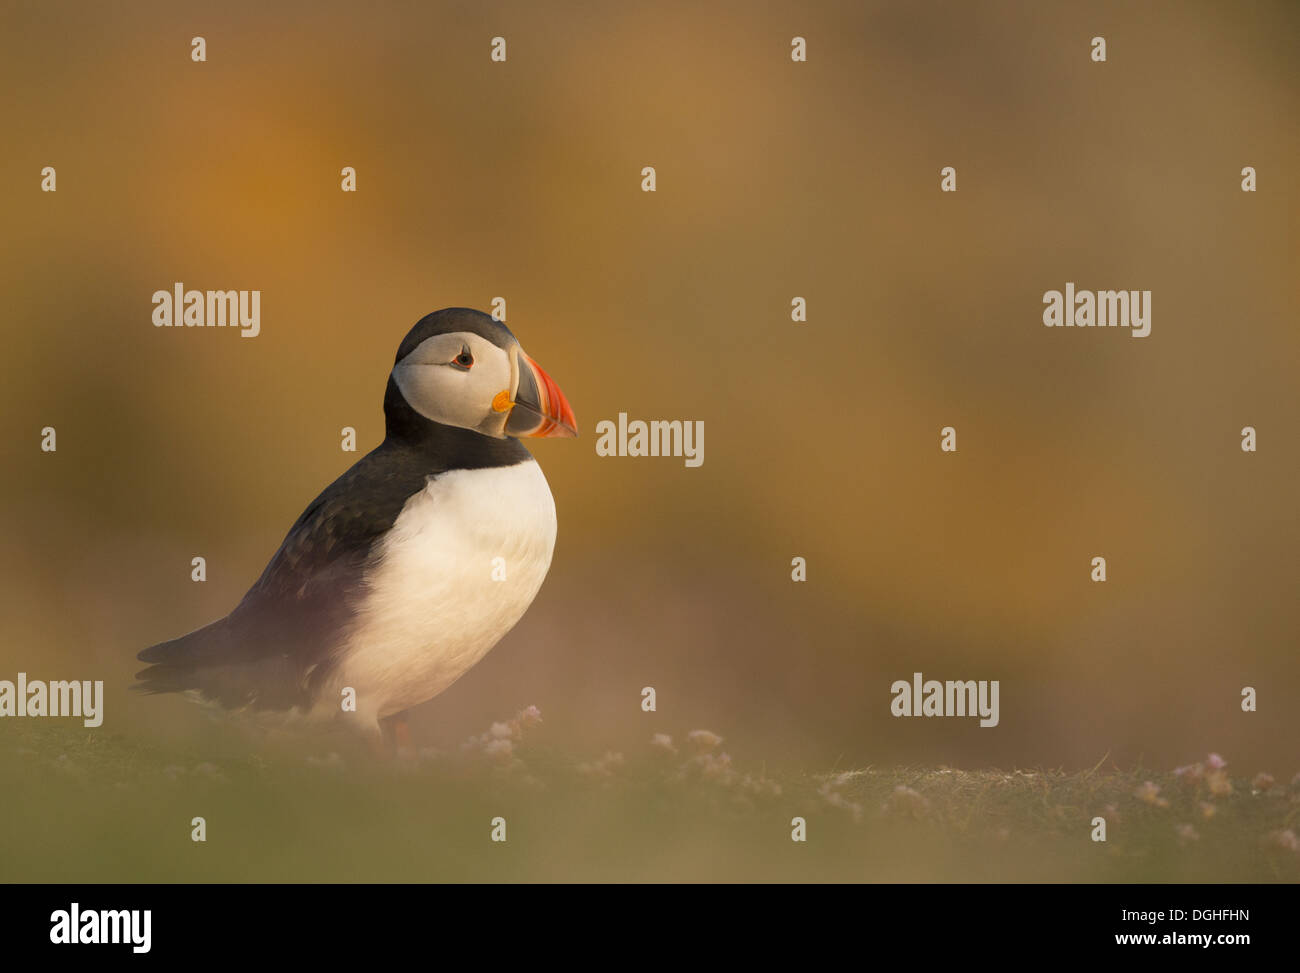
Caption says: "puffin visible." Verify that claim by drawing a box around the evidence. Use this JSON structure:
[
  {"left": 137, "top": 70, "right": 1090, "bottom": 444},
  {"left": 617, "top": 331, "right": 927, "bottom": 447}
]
[{"left": 134, "top": 307, "right": 577, "bottom": 746}]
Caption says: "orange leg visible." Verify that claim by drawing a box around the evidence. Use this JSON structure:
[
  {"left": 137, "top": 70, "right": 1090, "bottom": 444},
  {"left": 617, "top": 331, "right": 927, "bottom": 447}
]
[{"left": 379, "top": 710, "right": 414, "bottom": 756}]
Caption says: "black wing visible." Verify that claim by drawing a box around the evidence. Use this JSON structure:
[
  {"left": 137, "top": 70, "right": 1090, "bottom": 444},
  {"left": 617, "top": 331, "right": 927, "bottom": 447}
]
[{"left": 134, "top": 442, "right": 431, "bottom": 711}]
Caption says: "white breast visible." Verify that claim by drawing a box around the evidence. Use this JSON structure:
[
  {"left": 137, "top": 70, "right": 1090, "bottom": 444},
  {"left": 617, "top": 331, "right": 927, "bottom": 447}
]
[{"left": 326, "top": 459, "right": 557, "bottom": 725}]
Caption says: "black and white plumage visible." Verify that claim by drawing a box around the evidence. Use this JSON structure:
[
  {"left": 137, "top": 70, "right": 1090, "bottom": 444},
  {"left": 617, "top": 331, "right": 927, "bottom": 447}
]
[{"left": 134, "top": 308, "right": 577, "bottom": 735}]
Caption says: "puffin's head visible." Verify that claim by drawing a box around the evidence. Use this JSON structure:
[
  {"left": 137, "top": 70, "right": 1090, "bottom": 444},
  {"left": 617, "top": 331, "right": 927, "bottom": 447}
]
[{"left": 390, "top": 308, "right": 577, "bottom": 439}]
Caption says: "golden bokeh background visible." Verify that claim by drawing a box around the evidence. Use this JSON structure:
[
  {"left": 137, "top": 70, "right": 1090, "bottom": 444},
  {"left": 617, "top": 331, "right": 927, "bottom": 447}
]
[{"left": 1, "top": 0, "right": 1297, "bottom": 878}]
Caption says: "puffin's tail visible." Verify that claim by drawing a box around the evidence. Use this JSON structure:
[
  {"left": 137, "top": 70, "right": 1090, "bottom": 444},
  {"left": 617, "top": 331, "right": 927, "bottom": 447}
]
[
  {"left": 133, "top": 618, "right": 233, "bottom": 697},
  {"left": 134, "top": 618, "right": 306, "bottom": 711}
]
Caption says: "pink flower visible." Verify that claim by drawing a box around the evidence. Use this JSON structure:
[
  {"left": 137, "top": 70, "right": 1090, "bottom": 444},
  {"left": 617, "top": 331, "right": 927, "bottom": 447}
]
[
  {"left": 1206, "top": 769, "right": 1233, "bottom": 797},
  {"left": 1135, "top": 781, "right": 1170, "bottom": 808},
  {"left": 482, "top": 738, "right": 513, "bottom": 761},
  {"left": 649, "top": 733, "right": 676, "bottom": 755},
  {"left": 685, "top": 729, "right": 724, "bottom": 752},
  {"left": 1266, "top": 830, "right": 1299, "bottom": 853},
  {"left": 882, "top": 785, "right": 930, "bottom": 819}
]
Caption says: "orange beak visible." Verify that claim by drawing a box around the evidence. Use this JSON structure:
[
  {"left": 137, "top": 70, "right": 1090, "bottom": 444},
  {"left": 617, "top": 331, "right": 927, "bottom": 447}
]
[{"left": 504, "top": 352, "right": 578, "bottom": 438}]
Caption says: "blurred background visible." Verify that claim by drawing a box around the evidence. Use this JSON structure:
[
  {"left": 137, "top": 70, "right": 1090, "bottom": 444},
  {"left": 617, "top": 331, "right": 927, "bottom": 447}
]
[{"left": 0, "top": 0, "right": 1297, "bottom": 879}]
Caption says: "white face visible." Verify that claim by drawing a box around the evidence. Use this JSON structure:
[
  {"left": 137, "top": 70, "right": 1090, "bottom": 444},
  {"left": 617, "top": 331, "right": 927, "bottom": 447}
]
[{"left": 391, "top": 331, "right": 519, "bottom": 438}]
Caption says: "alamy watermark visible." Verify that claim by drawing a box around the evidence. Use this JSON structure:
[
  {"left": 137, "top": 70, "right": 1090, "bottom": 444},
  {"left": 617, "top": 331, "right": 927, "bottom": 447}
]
[
  {"left": 1043, "top": 283, "right": 1151, "bottom": 338},
  {"left": 594, "top": 413, "right": 704, "bottom": 467},
  {"left": 50, "top": 904, "right": 150, "bottom": 953},
  {"left": 0, "top": 673, "right": 103, "bottom": 727},
  {"left": 151, "top": 283, "right": 261, "bottom": 337},
  {"left": 891, "top": 672, "right": 999, "bottom": 727}
]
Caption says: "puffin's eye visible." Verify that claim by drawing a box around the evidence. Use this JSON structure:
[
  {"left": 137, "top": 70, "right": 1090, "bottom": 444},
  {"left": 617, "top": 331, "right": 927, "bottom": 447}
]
[{"left": 451, "top": 346, "right": 474, "bottom": 370}]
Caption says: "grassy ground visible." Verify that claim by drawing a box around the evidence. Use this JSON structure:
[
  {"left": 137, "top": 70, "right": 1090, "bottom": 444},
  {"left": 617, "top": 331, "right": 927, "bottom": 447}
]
[{"left": 3, "top": 712, "right": 1297, "bottom": 883}]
